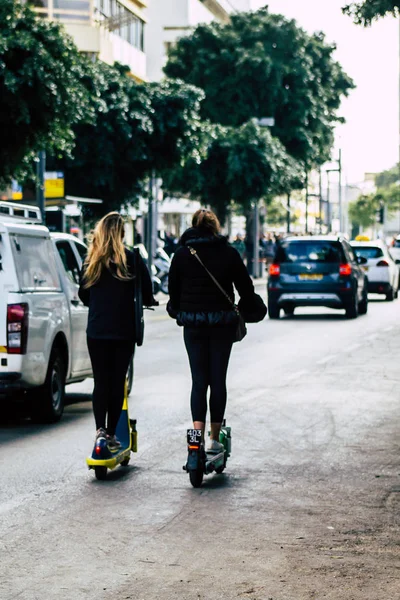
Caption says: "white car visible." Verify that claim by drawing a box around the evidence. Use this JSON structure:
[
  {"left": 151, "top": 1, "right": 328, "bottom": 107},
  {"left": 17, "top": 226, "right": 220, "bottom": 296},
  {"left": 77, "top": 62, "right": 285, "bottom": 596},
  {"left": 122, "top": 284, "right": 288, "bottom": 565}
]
[
  {"left": 389, "top": 236, "right": 400, "bottom": 265},
  {"left": 351, "top": 240, "right": 399, "bottom": 301}
]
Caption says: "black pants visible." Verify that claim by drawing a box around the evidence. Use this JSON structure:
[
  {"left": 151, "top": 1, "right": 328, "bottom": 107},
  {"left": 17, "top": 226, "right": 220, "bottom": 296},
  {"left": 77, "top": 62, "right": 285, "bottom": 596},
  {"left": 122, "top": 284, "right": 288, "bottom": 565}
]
[
  {"left": 87, "top": 338, "right": 135, "bottom": 435},
  {"left": 184, "top": 328, "right": 233, "bottom": 423}
]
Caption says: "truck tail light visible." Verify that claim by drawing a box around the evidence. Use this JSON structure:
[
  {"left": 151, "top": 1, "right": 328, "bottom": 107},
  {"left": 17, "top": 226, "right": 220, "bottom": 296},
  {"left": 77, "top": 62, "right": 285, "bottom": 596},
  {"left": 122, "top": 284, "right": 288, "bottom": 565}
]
[
  {"left": 339, "top": 263, "right": 352, "bottom": 276},
  {"left": 376, "top": 260, "right": 389, "bottom": 267},
  {"left": 7, "top": 304, "right": 28, "bottom": 354},
  {"left": 269, "top": 264, "right": 280, "bottom": 276}
]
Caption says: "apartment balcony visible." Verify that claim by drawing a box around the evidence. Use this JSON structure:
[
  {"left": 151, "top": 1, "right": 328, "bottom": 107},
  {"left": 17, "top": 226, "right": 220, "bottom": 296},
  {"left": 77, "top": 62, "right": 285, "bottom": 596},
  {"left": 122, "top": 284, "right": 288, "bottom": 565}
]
[{"left": 32, "top": 0, "right": 147, "bottom": 81}]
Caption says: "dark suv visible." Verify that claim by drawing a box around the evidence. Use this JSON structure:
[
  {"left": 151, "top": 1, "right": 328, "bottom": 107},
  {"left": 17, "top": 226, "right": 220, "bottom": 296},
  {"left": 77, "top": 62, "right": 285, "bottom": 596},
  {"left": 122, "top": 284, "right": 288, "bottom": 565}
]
[{"left": 267, "top": 236, "right": 368, "bottom": 319}]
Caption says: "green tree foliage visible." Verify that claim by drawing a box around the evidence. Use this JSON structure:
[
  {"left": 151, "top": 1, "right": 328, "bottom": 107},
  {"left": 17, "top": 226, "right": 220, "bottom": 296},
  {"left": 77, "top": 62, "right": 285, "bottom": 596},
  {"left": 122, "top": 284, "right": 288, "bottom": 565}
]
[
  {"left": 349, "top": 163, "right": 400, "bottom": 230},
  {"left": 65, "top": 62, "right": 205, "bottom": 215},
  {"left": 0, "top": 0, "right": 89, "bottom": 184},
  {"left": 348, "top": 193, "right": 381, "bottom": 229},
  {"left": 343, "top": 0, "right": 400, "bottom": 24},
  {"left": 164, "top": 120, "right": 302, "bottom": 223},
  {"left": 165, "top": 8, "right": 354, "bottom": 166}
]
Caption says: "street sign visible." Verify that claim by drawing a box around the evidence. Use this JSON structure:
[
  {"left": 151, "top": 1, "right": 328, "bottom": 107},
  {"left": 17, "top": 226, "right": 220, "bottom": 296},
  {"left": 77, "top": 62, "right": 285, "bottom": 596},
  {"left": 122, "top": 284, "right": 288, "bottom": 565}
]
[
  {"left": 45, "top": 171, "right": 64, "bottom": 199},
  {"left": 258, "top": 117, "right": 275, "bottom": 127}
]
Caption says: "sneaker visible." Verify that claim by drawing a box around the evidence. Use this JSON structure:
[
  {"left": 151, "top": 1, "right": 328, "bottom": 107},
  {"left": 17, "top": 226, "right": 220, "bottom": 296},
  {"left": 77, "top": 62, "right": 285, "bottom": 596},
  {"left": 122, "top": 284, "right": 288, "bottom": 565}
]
[
  {"left": 107, "top": 434, "right": 121, "bottom": 451},
  {"left": 95, "top": 428, "right": 107, "bottom": 442},
  {"left": 206, "top": 439, "right": 224, "bottom": 454}
]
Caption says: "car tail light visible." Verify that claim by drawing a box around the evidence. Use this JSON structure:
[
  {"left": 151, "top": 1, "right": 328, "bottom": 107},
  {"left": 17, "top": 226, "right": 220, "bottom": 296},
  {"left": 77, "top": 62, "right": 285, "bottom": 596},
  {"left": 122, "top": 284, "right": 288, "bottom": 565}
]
[
  {"left": 7, "top": 304, "right": 28, "bottom": 354},
  {"left": 377, "top": 260, "right": 389, "bottom": 267},
  {"left": 339, "top": 263, "right": 352, "bottom": 276},
  {"left": 269, "top": 264, "right": 280, "bottom": 276}
]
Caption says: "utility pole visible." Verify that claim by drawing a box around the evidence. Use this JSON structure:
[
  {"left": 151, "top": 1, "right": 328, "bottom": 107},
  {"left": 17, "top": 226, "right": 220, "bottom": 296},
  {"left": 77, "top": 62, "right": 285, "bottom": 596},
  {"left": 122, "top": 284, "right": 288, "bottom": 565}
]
[
  {"left": 252, "top": 201, "right": 259, "bottom": 278},
  {"left": 287, "top": 193, "right": 291, "bottom": 233},
  {"left": 147, "top": 171, "right": 154, "bottom": 280},
  {"left": 338, "top": 149, "right": 342, "bottom": 232},
  {"left": 305, "top": 170, "right": 309, "bottom": 234},
  {"left": 326, "top": 172, "right": 331, "bottom": 233},
  {"left": 319, "top": 167, "right": 323, "bottom": 234},
  {"left": 36, "top": 151, "right": 46, "bottom": 224}
]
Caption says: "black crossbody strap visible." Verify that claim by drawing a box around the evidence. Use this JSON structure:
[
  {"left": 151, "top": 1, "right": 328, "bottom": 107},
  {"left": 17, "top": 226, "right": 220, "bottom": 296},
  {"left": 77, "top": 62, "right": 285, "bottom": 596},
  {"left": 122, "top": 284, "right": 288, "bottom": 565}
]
[{"left": 188, "top": 246, "right": 236, "bottom": 309}]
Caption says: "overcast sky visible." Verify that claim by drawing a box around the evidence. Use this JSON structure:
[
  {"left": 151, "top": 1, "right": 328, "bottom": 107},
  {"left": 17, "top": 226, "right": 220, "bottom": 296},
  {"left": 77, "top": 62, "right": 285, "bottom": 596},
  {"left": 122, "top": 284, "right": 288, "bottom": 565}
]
[{"left": 250, "top": 0, "right": 398, "bottom": 183}]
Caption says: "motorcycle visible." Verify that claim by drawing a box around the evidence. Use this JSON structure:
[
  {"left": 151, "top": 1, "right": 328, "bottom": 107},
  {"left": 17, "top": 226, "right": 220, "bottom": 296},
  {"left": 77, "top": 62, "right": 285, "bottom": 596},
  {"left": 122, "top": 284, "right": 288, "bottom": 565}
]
[{"left": 153, "top": 247, "right": 171, "bottom": 295}]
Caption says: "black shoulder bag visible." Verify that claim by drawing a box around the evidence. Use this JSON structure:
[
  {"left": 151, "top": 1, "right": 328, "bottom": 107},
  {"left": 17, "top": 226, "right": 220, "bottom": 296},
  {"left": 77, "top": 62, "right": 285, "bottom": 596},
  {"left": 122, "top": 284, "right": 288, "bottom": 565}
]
[{"left": 188, "top": 246, "right": 247, "bottom": 343}]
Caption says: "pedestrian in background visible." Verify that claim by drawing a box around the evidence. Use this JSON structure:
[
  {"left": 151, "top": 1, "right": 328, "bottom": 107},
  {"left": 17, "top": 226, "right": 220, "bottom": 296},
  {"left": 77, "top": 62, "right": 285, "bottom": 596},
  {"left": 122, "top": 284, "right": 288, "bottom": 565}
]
[
  {"left": 79, "top": 212, "right": 157, "bottom": 449},
  {"left": 167, "top": 209, "right": 266, "bottom": 452}
]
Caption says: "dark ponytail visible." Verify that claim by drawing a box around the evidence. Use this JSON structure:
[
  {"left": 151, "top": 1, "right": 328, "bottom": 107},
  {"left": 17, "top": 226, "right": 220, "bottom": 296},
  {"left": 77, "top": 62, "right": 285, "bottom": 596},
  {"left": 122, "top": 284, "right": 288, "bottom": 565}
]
[{"left": 192, "top": 209, "right": 220, "bottom": 236}]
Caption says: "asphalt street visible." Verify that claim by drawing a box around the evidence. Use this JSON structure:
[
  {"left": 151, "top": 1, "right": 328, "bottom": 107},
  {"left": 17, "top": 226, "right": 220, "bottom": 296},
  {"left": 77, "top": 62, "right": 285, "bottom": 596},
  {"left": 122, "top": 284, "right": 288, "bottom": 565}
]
[{"left": 1, "top": 287, "right": 400, "bottom": 600}]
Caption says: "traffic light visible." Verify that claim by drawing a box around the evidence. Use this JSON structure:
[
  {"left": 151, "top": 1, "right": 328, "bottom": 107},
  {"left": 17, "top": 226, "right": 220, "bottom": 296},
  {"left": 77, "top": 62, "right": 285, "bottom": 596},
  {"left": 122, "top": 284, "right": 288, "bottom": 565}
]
[{"left": 376, "top": 202, "right": 384, "bottom": 224}]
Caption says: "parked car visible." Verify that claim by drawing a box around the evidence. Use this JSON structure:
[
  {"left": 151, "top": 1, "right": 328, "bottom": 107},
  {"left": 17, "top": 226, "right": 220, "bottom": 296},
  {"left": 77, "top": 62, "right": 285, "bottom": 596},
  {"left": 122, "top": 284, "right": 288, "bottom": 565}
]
[
  {"left": 351, "top": 240, "right": 399, "bottom": 301},
  {"left": 389, "top": 235, "right": 400, "bottom": 265},
  {"left": 267, "top": 235, "right": 368, "bottom": 319}
]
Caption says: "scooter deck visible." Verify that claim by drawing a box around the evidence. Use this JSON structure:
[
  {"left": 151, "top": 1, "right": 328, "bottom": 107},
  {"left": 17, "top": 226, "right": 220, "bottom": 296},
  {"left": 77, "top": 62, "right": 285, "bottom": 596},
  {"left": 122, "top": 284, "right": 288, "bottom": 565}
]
[{"left": 86, "top": 395, "right": 133, "bottom": 471}]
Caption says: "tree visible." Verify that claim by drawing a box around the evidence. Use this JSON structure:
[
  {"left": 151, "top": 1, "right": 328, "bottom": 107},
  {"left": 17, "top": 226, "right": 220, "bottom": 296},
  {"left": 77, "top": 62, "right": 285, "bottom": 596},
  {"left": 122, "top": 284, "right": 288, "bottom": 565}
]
[
  {"left": 165, "top": 8, "right": 354, "bottom": 167},
  {"left": 0, "top": 0, "right": 89, "bottom": 184},
  {"left": 343, "top": 1, "right": 400, "bottom": 24},
  {"left": 164, "top": 120, "right": 302, "bottom": 223},
  {"left": 65, "top": 61, "right": 205, "bottom": 216},
  {"left": 348, "top": 193, "right": 381, "bottom": 229},
  {"left": 375, "top": 163, "right": 399, "bottom": 188}
]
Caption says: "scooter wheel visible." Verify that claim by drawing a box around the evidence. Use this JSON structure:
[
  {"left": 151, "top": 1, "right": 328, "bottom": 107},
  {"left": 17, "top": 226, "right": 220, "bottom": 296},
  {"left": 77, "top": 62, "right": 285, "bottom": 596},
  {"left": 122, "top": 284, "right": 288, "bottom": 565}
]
[
  {"left": 94, "top": 466, "right": 108, "bottom": 480},
  {"left": 189, "top": 469, "right": 204, "bottom": 488},
  {"left": 121, "top": 458, "right": 130, "bottom": 467}
]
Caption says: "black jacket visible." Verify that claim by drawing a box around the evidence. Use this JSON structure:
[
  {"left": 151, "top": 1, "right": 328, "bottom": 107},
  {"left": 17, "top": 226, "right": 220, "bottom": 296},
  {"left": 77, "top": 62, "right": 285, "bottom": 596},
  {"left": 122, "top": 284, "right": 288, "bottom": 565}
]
[
  {"left": 167, "top": 227, "right": 255, "bottom": 327},
  {"left": 78, "top": 248, "right": 156, "bottom": 342}
]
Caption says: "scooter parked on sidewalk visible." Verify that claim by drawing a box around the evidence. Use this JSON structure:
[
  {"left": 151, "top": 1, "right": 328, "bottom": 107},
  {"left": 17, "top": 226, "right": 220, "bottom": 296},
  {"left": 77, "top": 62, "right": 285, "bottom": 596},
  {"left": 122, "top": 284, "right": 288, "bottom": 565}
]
[
  {"left": 183, "top": 421, "right": 231, "bottom": 488},
  {"left": 86, "top": 383, "right": 137, "bottom": 480}
]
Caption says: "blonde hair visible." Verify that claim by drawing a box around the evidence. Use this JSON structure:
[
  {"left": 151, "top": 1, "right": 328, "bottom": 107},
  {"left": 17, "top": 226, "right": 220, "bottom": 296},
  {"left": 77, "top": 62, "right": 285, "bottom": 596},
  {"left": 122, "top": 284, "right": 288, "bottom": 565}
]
[
  {"left": 192, "top": 209, "right": 220, "bottom": 236},
  {"left": 83, "top": 212, "right": 131, "bottom": 288}
]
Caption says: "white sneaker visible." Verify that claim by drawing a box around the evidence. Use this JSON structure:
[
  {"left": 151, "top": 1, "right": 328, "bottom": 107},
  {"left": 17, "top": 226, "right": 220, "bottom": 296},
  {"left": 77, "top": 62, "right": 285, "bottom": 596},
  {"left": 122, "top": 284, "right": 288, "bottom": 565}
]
[{"left": 206, "top": 439, "right": 224, "bottom": 454}]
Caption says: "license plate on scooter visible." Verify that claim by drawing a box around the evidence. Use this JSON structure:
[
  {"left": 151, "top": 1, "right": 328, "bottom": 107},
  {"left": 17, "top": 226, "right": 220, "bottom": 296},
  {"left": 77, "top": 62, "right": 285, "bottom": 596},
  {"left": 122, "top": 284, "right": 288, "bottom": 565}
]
[{"left": 187, "top": 429, "right": 202, "bottom": 446}]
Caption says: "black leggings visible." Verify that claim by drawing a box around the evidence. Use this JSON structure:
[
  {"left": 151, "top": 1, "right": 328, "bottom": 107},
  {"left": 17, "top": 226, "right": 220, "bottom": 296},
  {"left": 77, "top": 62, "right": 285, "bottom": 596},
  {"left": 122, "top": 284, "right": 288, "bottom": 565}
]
[
  {"left": 184, "top": 328, "right": 233, "bottom": 423},
  {"left": 87, "top": 338, "right": 135, "bottom": 435}
]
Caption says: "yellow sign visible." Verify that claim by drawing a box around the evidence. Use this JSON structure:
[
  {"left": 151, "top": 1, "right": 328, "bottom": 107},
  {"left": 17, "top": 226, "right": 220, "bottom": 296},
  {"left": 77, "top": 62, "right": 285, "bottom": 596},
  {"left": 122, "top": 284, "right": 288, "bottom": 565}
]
[{"left": 45, "top": 172, "right": 64, "bottom": 199}]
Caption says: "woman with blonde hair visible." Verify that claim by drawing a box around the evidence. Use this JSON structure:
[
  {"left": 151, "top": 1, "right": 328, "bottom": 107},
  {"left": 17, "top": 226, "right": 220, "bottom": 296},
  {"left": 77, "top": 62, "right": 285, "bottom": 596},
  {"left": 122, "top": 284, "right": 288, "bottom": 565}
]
[{"left": 79, "top": 212, "right": 157, "bottom": 449}]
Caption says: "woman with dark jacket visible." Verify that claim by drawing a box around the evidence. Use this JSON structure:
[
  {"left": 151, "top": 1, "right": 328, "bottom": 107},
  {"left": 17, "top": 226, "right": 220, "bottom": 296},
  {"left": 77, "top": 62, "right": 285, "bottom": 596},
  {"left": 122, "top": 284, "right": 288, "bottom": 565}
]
[
  {"left": 167, "top": 209, "right": 256, "bottom": 453},
  {"left": 79, "top": 212, "right": 157, "bottom": 450}
]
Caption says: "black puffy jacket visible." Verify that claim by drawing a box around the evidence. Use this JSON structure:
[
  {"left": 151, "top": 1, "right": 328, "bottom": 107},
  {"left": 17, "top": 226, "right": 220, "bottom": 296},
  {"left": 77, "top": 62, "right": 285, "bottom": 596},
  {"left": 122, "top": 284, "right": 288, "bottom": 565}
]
[{"left": 167, "top": 227, "right": 255, "bottom": 328}]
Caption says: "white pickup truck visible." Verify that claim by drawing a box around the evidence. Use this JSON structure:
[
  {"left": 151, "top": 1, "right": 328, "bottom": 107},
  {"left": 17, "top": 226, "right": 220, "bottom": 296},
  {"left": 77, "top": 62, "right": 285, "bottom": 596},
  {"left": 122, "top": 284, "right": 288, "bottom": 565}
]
[{"left": 0, "top": 202, "right": 104, "bottom": 422}]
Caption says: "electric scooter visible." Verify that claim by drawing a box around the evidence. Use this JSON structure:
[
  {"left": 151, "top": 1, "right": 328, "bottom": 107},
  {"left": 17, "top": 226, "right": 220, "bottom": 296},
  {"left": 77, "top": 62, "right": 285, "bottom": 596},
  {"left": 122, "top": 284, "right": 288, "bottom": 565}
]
[
  {"left": 183, "top": 420, "right": 231, "bottom": 488},
  {"left": 86, "top": 383, "right": 138, "bottom": 480}
]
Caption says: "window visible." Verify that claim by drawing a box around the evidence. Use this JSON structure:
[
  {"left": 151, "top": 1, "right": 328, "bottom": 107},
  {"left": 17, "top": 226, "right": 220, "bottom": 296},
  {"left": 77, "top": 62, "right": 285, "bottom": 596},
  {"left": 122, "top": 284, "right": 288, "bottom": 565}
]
[
  {"left": 73, "top": 241, "right": 87, "bottom": 265},
  {"left": 353, "top": 246, "right": 384, "bottom": 260},
  {"left": 275, "top": 241, "right": 344, "bottom": 264},
  {"left": 11, "top": 235, "right": 60, "bottom": 292},
  {"left": 56, "top": 241, "right": 80, "bottom": 285}
]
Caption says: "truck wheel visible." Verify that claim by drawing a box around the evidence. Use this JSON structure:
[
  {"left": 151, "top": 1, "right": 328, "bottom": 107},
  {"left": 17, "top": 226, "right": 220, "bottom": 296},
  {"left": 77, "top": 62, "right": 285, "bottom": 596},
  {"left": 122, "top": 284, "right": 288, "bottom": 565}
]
[{"left": 30, "top": 348, "right": 66, "bottom": 423}]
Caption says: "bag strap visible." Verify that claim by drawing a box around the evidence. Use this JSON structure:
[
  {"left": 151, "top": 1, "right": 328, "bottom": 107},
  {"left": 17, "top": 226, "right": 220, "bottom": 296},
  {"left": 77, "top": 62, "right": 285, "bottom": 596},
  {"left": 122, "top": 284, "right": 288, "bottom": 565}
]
[{"left": 188, "top": 246, "right": 236, "bottom": 309}]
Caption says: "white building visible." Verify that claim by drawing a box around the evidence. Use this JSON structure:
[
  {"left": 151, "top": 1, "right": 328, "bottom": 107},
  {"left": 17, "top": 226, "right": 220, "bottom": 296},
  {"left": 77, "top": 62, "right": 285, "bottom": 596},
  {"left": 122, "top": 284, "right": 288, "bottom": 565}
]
[
  {"left": 32, "top": 0, "right": 148, "bottom": 82},
  {"left": 145, "top": 0, "right": 251, "bottom": 82}
]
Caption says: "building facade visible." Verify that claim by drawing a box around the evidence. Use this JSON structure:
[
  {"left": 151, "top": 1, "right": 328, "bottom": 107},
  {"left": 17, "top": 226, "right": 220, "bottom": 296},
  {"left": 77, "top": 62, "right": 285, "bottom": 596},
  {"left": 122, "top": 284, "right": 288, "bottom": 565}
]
[
  {"left": 145, "top": 0, "right": 250, "bottom": 82},
  {"left": 31, "top": 0, "right": 148, "bottom": 81}
]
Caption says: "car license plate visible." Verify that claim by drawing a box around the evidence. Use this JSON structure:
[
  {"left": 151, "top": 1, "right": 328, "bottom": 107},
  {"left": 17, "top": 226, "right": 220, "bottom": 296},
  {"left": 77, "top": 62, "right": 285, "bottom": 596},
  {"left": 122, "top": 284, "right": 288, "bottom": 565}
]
[{"left": 299, "top": 274, "right": 323, "bottom": 281}]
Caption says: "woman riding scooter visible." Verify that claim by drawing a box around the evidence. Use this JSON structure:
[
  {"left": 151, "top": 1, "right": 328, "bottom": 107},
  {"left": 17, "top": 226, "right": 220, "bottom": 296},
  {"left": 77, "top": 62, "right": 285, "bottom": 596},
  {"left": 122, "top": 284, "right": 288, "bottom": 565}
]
[{"left": 79, "top": 212, "right": 157, "bottom": 450}]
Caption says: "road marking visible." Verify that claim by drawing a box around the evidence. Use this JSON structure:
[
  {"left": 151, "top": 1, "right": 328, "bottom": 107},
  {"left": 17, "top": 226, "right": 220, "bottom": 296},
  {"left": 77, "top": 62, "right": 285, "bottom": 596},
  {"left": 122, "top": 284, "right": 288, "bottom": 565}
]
[
  {"left": 384, "top": 326, "right": 394, "bottom": 332},
  {"left": 317, "top": 354, "right": 337, "bottom": 365},
  {"left": 287, "top": 369, "right": 309, "bottom": 381}
]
